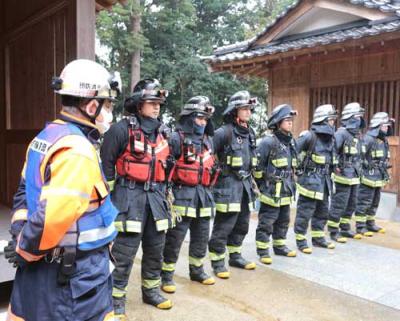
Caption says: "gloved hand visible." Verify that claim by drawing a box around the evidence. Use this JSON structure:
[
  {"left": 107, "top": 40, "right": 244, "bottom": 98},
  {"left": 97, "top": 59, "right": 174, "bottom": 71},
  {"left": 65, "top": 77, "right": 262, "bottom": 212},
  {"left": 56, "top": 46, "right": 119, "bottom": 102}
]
[{"left": 4, "top": 239, "right": 18, "bottom": 267}]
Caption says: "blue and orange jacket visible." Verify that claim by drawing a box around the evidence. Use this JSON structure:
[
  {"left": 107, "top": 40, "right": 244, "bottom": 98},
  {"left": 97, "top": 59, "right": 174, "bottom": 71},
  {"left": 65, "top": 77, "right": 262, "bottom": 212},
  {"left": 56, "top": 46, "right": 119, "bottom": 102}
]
[{"left": 11, "top": 111, "right": 118, "bottom": 262}]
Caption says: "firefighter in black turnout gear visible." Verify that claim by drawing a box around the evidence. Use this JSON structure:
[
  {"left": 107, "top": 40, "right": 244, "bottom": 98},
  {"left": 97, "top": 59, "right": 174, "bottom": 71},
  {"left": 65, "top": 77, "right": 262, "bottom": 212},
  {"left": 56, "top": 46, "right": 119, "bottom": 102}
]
[
  {"left": 294, "top": 104, "right": 337, "bottom": 253},
  {"left": 100, "top": 79, "right": 172, "bottom": 318},
  {"left": 161, "top": 96, "right": 217, "bottom": 293},
  {"left": 328, "top": 102, "right": 365, "bottom": 243},
  {"left": 208, "top": 90, "right": 258, "bottom": 279},
  {"left": 355, "top": 112, "right": 394, "bottom": 235},
  {"left": 254, "top": 104, "right": 298, "bottom": 264}
]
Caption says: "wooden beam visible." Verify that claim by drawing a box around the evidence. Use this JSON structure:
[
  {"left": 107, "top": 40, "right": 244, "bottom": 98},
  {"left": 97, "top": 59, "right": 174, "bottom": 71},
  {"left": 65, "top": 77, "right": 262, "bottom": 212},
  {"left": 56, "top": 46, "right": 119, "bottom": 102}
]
[
  {"left": 255, "top": 0, "right": 314, "bottom": 46},
  {"left": 75, "top": 0, "right": 95, "bottom": 59},
  {"left": 314, "top": 0, "right": 391, "bottom": 21}
]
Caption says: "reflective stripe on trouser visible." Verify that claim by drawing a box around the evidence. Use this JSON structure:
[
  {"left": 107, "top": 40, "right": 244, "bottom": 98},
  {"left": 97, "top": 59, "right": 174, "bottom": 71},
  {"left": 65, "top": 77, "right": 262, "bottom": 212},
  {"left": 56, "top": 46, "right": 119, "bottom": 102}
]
[
  {"left": 294, "top": 192, "right": 328, "bottom": 238},
  {"left": 112, "top": 203, "right": 165, "bottom": 299},
  {"left": 355, "top": 184, "right": 381, "bottom": 228},
  {"left": 9, "top": 248, "right": 113, "bottom": 321},
  {"left": 209, "top": 193, "right": 250, "bottom": 261},
  {"left": 163, "top": 215, "right": 210, "bottom": 268},
  {"left": 256, "top": 203, "right": 290, "bottom": 256},
  {"left": 328, "top": 183, "right": 358, "bottom": 232}
]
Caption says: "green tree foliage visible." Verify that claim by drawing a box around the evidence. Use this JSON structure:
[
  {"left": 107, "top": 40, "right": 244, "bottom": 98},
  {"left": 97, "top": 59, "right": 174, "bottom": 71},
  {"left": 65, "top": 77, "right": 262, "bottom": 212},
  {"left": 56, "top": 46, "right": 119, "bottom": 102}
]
[{"left": 96, "top": 0, "right": 295, "bottom": 132}]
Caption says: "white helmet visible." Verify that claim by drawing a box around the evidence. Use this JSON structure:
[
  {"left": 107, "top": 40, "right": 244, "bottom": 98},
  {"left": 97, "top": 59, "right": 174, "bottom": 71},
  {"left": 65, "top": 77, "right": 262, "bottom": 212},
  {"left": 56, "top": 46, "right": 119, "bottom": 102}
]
[
  {"left": 369, "top": 112, "right": 395, "bottom": 128},
  {"left": 312, "top": 104, "right": 337, "bottom": 124},
  {"left": 341, "top": 102, "right": 365, "bottom": 120},
  {"left": 52, "top": 59, "right": 121, "bottom": 100}
]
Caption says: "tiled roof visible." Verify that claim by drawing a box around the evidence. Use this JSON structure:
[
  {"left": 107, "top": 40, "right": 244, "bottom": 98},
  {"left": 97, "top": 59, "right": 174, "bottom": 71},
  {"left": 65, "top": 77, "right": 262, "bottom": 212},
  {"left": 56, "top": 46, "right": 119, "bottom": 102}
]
[{"left": 206, "top": 0, "right": 400, "bottom": 64}]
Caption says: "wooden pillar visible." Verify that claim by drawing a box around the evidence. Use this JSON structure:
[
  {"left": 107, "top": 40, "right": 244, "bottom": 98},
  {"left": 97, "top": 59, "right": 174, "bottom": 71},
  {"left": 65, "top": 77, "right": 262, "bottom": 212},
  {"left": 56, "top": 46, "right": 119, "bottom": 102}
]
[{"left": 74, "top": 0, "right": 96, "bottom": 59}]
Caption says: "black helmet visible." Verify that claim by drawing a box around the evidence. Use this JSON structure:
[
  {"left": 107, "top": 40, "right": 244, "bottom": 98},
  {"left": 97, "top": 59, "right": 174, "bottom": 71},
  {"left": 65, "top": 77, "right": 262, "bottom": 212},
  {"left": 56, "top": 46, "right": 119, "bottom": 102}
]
[
  {"left": 180, "top": 96, "right": 215, "bottom": 118},
  {"left": 267, "top": 104, "right": 297, "bottom": 130},
  {"left": 223, "top": 90, "right": 258, "bottom": 116},
  {"left": 124, "top": 78, "right": 168, "bottom": 114}
]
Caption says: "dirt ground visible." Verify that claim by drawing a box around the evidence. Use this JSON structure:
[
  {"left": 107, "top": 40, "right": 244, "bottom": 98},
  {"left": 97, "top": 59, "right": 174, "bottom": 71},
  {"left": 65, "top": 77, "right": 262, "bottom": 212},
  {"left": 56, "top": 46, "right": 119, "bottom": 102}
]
[{"left": 124, "top": 214, "right": 400, "bottom": 321}]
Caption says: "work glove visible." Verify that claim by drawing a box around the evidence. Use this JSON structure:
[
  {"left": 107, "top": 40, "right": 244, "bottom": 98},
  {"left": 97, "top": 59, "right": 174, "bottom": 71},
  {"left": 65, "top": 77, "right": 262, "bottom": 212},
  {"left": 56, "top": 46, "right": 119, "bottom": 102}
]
[{"left": 4, "top": 239, "right": 18, "bottom": 267}]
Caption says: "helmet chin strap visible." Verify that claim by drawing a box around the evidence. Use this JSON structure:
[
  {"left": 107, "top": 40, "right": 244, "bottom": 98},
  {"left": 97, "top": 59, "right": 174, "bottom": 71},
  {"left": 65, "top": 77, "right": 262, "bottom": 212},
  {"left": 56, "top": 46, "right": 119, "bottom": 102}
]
[{"left": 79, "top": 99, "right": 105, "bottom": 124}]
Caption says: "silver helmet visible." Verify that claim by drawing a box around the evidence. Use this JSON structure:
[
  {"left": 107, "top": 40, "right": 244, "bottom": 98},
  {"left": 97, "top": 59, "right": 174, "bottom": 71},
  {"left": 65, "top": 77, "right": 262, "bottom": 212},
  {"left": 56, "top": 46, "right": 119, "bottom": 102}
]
[
  {"left": 180, "top": 96, "right": 215, "bottom": 118},
  {"left": 369, "top": 112, "right": 395, "bottom": 128},
  {"left": 341, "top": 102, "right": 365, "bottom": 120},
  {"left": 223, "top": 90, "right": 258, "bottom": 116},
  {"left": 267, "top": 104, "right": 297, "bottom": 130},
  {"left": 312, "top": 104, "right": 337, "bottom": 124}
]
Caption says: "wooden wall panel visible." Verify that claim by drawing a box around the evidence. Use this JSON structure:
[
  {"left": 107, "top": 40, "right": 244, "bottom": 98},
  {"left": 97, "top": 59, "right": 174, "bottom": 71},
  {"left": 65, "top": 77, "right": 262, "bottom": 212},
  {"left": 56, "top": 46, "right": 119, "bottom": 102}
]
[
  {"left": 386, "top": 137, "right": 399, "bottom": 193},
  {"left": 5, "top": 144, "right": 28, "bottom": 203},
  {"left": 0, "top": 0, "right": 5, "bottom": 202}
]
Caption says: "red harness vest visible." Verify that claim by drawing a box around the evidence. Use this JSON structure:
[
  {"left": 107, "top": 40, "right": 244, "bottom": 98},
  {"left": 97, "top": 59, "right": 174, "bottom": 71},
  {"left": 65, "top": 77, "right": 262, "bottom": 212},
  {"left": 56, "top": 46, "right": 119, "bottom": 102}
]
[
  {"left": 173, "top": 133, "right": 218, "bottom": 187},
  {"left": 116, "top": 127, "right": 169, "bottom": 183}
]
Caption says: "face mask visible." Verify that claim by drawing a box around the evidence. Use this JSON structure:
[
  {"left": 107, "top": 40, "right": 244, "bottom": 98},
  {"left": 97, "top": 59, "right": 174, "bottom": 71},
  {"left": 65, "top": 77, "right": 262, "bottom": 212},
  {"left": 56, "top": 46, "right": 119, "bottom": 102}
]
[
  {"left": 96, "top": 108, "right": 113, "bottom": 134},
  {"left": 193, "top": 122, "right": 206, "bottom": 135}
]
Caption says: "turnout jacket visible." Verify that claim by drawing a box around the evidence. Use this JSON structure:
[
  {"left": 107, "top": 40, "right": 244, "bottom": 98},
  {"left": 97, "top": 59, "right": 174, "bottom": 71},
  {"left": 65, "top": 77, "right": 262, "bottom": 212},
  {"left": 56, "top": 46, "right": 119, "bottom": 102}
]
[
  {"left": 254, "top": 131, "right": 297, "bottom": 207},
  {"left": 101, "top": 116, "right": 171, "bottom": 233},
  {"left": 170, "top": 130, "right": 216, "bottom": 218},
  {"left": 332, "top": 127, "right": 363, "bottom": 185},
  {"left": 296, "top": 130, "right": 335, "bottom": 200},
  {"left": 360, "top": 131, "right": 391, "bottom": 188},
  {"left": 213, "top": 123, "right": 257, "bottom": 213}
]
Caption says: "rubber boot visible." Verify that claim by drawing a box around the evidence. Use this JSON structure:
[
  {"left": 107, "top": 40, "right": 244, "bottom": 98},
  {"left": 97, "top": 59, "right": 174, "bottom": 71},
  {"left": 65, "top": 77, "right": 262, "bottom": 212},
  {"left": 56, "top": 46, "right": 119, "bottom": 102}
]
[
  {"left": 161, "top": 270, "right": 176, "bottom": 294},
  {"left": 228, "top": 253, "right": 256, "bottom": 270},
  {"left": 142, "top": 287, "right": 173, "bottom": 310},
  {"left": 113, "top": 297, "right": 127, "bottom": 321},
  {"left": 211, "top": 259, "right": 230, "bottom": 279},
  {"left": 189, "top": 265, "right": 215, "bottom": 285},
  {"left": 356, "top": 227, "right": 374, "bottom": 237},
  {"left": 296, "top": 239, "right": 312, "bottom": 254},
  {"left": 312, "top": 237, "right": 335, "bottom": 249},
  {"left": 273, "top": 245, "right": 296, "bottom": 257},
  {"left": 259, "top": 248, "right": 272, "bottom": 265},
  {"left": 340, "top": 229, "right": 362, "bottom": 240},
  {"left": 330, "top": 231, "right": 347, "bottom": 243},
  {"left": 367, "top": 221, "right": 385, "bottom": 234}
]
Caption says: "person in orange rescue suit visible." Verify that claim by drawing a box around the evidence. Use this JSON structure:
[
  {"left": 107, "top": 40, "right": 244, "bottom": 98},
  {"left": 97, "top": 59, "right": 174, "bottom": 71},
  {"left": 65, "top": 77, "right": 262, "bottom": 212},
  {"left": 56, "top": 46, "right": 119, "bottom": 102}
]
[
  {"left": 253, "top": 104, "right": 298, "bottom": 264},
  {"left": 3, "top": 59, "right": 121, "bottom": 321},
  {"left": 161, "top": 96, "right": 218, "bottom": 294},
  {"left": 100, "top": 79, "right": 173, "bottom": 318},
  {"left": 293, "top": 104, "right": 337, "bottom": 254},
  {"left": 354, "top": 112, "right": 395, "bottom": 236},
  {"left": 327, "top": 102, "right": 366, "bottom": 243},
  {"left": 208, "top": 90, "right": 259, "bottom": 279}
]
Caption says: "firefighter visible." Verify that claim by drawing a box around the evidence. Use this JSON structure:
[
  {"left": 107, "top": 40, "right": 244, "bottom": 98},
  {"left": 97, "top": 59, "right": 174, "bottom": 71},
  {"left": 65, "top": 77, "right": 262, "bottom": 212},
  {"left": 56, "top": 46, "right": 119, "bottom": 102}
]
[
  {"left": 328, "top": 102, "right": 365, "bottom": 242},
  {"left": 294, "top": 104, "right": 337, "bottom": 253},
  {"left": 100, "top": 79, "right": 172, "bottom": 317},
  {"left": 4, "top": 59, "right": 120, "bottom": 320},
  {"left": 355, "top": 112, "right": 394, "bottom": 235},
  {"left": 161, "top": 96, "right": 218, "bottom": 293},
  {"left": 208, "top": 90, "right": 258, "bottom": 279},
  {"left": 254, "top": 104, "right": 298, "bottom": 264}
]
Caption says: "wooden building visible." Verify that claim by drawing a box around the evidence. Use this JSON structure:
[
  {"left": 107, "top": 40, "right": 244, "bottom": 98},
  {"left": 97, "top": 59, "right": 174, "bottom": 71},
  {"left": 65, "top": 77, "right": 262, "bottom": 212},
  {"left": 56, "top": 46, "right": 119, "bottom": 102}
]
[
  {"left": 0, "top": 0, "right": 124, "bottom": 208},
  {"left": 204, "top": 0, "right": 400, "bottom": 203}
]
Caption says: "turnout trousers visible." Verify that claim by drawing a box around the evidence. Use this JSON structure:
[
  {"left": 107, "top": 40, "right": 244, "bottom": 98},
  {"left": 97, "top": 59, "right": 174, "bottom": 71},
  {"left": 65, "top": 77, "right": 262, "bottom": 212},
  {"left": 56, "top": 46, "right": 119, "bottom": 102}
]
[
  {"left": 163, "top": 214, "right": 211, "bottom": 272},
  {"left": 328, "top": 182, "right": 359, "bottom": 232},
  {"left": 111, "top": 201, "right": 166, "bottom": 300},
  {"left": 294, "top": 187, "right": 329, "bottom": 240},
  {"left": 208, "top": 193, "right": 250, "bottom": 260},
  {"left": 256, "top": 203, "right": 290, "bottom": 256},
  {"left": 355, "top": 184, "right": 381, "bottom": 229}
]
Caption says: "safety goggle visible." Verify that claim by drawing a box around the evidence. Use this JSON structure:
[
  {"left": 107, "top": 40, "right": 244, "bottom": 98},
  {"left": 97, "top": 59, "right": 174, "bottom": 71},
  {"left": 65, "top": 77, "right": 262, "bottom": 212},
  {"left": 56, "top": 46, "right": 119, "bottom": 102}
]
[
  {"left": 142, "top": 89, "right": 169, "bottom": 99},
  {"left": 184, "top": 103, "right": 215, "bottom": 115}
]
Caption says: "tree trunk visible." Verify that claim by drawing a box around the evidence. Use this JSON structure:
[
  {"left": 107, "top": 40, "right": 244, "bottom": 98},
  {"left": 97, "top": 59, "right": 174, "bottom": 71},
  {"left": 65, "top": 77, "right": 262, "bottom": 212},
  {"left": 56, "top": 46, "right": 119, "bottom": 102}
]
[{"left": 130, "top": 0, "right": 141, "bottom": 91}]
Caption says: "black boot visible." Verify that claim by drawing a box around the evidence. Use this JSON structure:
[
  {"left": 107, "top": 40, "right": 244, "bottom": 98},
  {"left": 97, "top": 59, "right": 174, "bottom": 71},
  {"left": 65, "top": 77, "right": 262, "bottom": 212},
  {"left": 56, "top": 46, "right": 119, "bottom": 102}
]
[
  {"left": 312, "top": 237, "right": 335, "bottom": 249},
  {"left": 142, "top": 287, "right": 173, "bottom": 310},
  {"left": 259, "top": 248, "right": 272, "bottom": 265},
  {"left": 189, "top": 265, "right": 215, "bottom": 285},
  {"left": 340, "top": 229, "right": 362, "bottom": 239},
  {"left": 228, "top": 253, "right": 256, "bottom": 270},
  {"left": 113, "top": 297, "right": 127, "bottom": 321},
  {"left": 161, "top": 270, "right": 176, "bottom": 293},
  {"left": 211, "top": 259, "right": 230, "bottom": 279},
  {"left": 330, "top": 231, "right": 347, "bottom": 243},
  {"left": 356, "top": 227, "right": 373, "bottom": 237},
  {"left": 367, "top": 221, "right": 385, "bottom": 233},
  {"left": 273, "top": 245, "right": 296, "bottom": 257},
  {"left": 296, "top": 239, "right": 312, "bottom": 254}
]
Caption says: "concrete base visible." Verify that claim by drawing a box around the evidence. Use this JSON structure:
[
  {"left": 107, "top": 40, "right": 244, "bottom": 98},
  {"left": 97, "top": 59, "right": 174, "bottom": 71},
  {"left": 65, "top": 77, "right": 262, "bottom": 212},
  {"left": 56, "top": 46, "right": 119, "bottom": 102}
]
[{"left": 376, "top": 192, "right": 400, "bottom": 222}]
